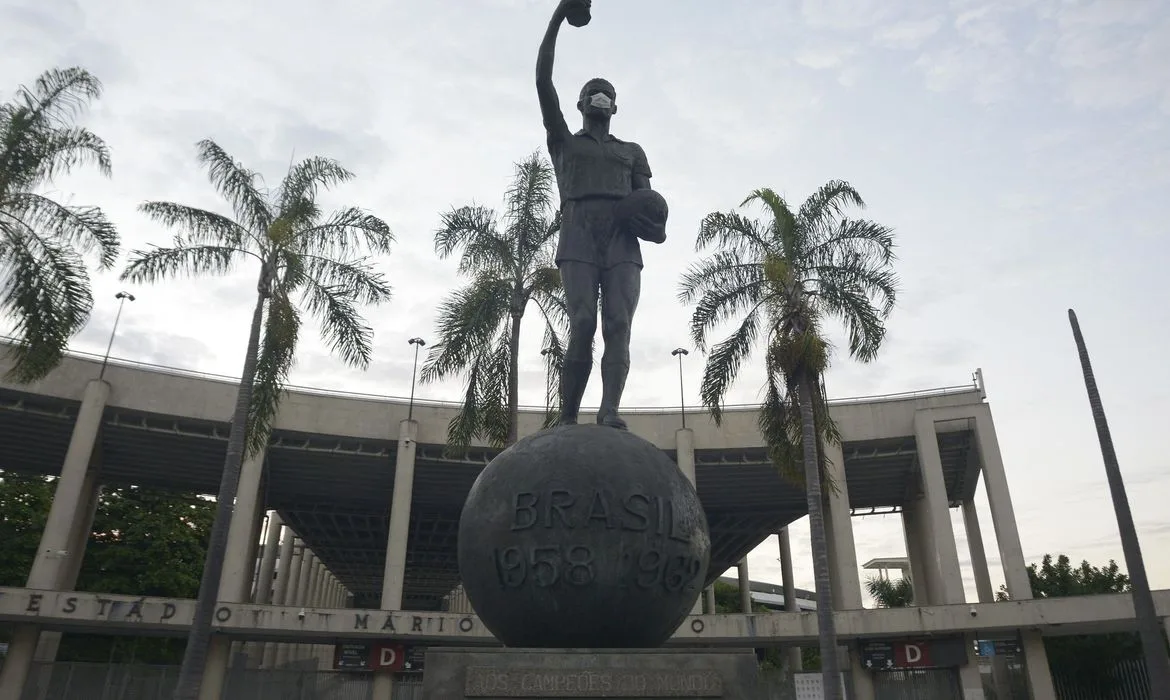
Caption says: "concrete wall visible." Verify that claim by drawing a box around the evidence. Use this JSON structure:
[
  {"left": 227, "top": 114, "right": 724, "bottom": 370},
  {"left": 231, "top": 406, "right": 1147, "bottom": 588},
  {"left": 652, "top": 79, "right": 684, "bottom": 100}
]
[
  {"left": 0, "top": 351, "right": 985, "bottom": 449},
  {"left": 2, "top": 586, "right": 1166, "bottom": 647}
]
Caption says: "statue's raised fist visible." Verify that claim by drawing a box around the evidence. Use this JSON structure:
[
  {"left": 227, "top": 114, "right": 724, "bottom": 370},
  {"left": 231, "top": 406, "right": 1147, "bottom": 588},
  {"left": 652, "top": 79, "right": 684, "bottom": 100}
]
[{"left": 558, "top": 0, "right": 592, "bottom": 27}]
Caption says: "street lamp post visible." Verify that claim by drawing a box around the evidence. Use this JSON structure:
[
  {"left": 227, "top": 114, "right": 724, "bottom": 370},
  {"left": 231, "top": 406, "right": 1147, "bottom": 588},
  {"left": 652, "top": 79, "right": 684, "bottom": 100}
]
[
  {"left": 407, "top": 337, "right": 426, "bottom": 421},
  {"left": 540, "top": 348, "right": 554, "bottom": 414},
  {"left": 671, "top": 348, "right": 689, "bottom": 429},
  {"left": 99, "top": 291, "right": 135, "bottom": 380}
]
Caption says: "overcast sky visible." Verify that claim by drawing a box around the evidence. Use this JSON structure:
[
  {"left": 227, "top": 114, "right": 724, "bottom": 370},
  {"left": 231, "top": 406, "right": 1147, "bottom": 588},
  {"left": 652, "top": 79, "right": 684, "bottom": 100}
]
[{"left": 3, "top": 0, "right": 1168, "bottom": 605}]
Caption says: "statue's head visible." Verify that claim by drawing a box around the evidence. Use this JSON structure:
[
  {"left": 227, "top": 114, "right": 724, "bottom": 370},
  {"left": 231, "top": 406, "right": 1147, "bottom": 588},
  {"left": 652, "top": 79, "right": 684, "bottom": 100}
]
[{"left": 577, "top": 78, "right": 617, "bottom": 121}]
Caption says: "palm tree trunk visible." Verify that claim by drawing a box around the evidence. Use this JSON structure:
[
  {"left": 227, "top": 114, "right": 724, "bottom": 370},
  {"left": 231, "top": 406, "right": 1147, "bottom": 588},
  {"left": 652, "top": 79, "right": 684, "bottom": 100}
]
[
  {"left": 799, "top": 373, "right": 843, "bottom": 700},
  {"left": 1068, "top": 309, "right": 1170, "bottom": 698},
  {"left": 172, "top": 287, "right": 267, "bottom": 700},
  {"left": 506, "top": 311, "right": 522, "bottom": 445}
]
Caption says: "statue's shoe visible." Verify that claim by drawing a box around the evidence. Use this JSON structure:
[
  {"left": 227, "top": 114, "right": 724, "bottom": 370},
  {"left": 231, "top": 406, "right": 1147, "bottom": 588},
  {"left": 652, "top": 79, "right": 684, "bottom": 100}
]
[{"left": 596, "top": 409, "right": 628, "bottom": 430}]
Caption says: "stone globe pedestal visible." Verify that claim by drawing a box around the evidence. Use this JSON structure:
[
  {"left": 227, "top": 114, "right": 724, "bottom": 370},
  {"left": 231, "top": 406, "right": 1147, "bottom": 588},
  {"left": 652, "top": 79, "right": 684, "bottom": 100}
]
[{"left": 456, "top": 424, "right": 711, "bottom": 649}]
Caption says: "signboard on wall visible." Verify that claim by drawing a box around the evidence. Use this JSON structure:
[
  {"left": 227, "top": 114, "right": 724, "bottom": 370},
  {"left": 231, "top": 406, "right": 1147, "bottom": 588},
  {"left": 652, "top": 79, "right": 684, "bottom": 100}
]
[
  {"left": 334, "top": 643, "right": 371, "bottom": 670},
  {"left": 371, "top": 642, "right": 405, "bottom": 672},
  {"left": 403, "top": 645, "right": 426, "bottom": 673},
  {"left": 794, "top": 672, "right": 846, "bottom": 700}
]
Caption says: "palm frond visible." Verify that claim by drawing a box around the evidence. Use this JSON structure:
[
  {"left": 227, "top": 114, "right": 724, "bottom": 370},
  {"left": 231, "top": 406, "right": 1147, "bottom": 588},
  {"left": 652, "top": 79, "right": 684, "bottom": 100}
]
[
  {"left": 247, "top": 291, "right": 300, "bottom": 457},
  {"left": 443, "top": 362, "right": 485, "bottom": 458},
  {"left": 505, "top": 152, "right": 556, "bottom": 261},
  {"left": 677, "top": 248, "right": 755, "bottom": 304},
  {"left": 695, "top": 211, "right": 770, "bottom": 257},
  {"left": 683, "top": 258, "right": 768, "bottom": 351},
  {"left": 120, "top": 241, "right": 250, "bottom": 283},
  {"left": 698, "top": 304, "right": 763, "bottom": 425},
  {"left": 297, "top": 270, "right": 375, "bottom": 369},
  {"left": 435, "top": 205, "right": 512, "bottom": 276},
  {"left": 5, "top": 192, "right": 118, "bottom": 268},
  {"left": 138, "top": 201, "right": 247, "bottom": 249},
  {"left": 805, "top": 217, "right": 895, "bottom": 269},
  {"left": 0, "top": 220, "right": 93, "bottom": 382},
  {"left": 20, "top": 67, "right": 103, "bottom": 127},
  {"left": 798, "top": 179, "right": 865, "bottom": 238},
  {"left": 299, "top": 254, "right": 392, "bottom": 306},
  {"left": 757, "top": 368, "right": 804, "bottom": 486},
  {"left": 278, "top": 156, "right": 353, "bottom": 220},
  {"left": 195, "top": 139, "right": 272, "bottom": 235},
  {"left": 741, "top": 188, "right": 797, "bottom": 250},
  {"left": 420, "top": 275, "right": 511, "bottom": 382},
  {"left": 20, "top": 126, "right": 111, "bottom": 186},
  {"left": 478, "top": 332, "right": 513, "bottom": 447},
  {"left": 291, "top": 206, "right": 394, "bottom": 258},
  {"left": 814, "top": 272, "right": 884, "bottom": 365}
]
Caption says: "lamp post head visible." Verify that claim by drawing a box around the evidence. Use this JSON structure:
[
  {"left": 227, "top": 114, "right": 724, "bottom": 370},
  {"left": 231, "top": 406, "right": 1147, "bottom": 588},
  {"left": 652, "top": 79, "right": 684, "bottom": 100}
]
[
  {"left": 671, "top": 348, "right": 688, "bottom": 357},
  {"left": 408, "top": 337, "right": 426, "bottom": 347},
  {"left": 115, "top": 291, "right": 136, "bottom": 302}
]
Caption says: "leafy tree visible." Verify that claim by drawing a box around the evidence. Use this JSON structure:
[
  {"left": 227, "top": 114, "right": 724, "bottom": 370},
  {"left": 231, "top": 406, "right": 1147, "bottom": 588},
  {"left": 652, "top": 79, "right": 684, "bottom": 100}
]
[
  {"left": 0, "top": 471, "right": 54, "bottom": 586},
  {"left": 680, "top": 182, "right": 897, "bottom": 700},
  {"left": 998, "top": 554, "right": 1149, "bottom": 696},
  {"left": 865, "top": 576, "right": 913, "bottom": 608},
  {"left": 121, "top": 140, "right": 393, "bottom": 699},
  {"left": 0, "top": 67, "right": 119, "bottom": 382},
  {"left": 421, "top": 152, "right": 566, "bottom": 449},
  {"left": 0, "top": 472, "right": 215, "bottom": 664}
]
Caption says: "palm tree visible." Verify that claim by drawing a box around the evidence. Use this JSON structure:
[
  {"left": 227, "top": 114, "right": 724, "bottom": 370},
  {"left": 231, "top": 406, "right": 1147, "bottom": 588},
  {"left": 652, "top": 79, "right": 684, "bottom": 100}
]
[
  {"left": 1068, "top": 309, "right": 1170, "bottom": 698},
  {"left": 679, "top": 182, "right": 897, "bottom": 700},
  {"left": 121, "top": 139, "right": 393, "bottom": 700},
  {"left": 421, "top": 152, "right": 566, "bottom": 450},
  {"left": 0, "top": 67, "right": 119, "bottom": 382},
  {"left": 865, "top": 576, "right": 913, "bottom": 608}
]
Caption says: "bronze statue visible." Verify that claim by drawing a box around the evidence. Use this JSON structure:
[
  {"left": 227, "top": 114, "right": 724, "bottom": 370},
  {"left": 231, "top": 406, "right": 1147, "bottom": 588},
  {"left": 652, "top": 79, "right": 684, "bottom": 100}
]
[{"left": 536, "top": 0, "right": 668, "bottom": 430}]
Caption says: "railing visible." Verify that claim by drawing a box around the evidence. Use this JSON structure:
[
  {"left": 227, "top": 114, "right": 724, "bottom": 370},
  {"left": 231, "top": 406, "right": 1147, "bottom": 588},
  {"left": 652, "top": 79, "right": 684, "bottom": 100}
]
[{"left": 0, "top": 338, "right": 981, "bottom": 413}]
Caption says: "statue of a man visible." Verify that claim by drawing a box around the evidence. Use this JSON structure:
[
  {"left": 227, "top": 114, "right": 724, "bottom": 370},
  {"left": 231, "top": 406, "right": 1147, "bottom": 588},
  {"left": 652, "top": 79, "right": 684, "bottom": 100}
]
[{"left": 536, "top": 0, "right": 666, "bottom": 430}]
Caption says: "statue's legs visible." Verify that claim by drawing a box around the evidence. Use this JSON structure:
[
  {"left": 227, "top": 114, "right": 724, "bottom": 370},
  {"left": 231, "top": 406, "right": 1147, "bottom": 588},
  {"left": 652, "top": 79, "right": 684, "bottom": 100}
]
[
  {"left": 558, "top": 261, "right": 601, "bottom": 425},
  {"left": 597, "top": 262, "right": 641, "bottom": 429}
]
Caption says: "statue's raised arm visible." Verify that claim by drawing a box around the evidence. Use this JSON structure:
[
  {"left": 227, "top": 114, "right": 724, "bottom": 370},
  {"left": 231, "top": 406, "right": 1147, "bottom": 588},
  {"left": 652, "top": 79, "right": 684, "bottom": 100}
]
[{"left": 537, "top": 0, "right": 590, "bottom": 145}]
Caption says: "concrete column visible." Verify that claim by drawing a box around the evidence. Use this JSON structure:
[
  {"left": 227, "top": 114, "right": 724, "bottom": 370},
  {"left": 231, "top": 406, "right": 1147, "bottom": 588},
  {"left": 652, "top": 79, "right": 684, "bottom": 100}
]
[
  {"left": 821, "top": 440, "right": 864, "bottom": 610},
  {"left": 246, "top": 513, "right": 283, "bottom": 666},
  {"left": 274, "top": 542, "right": 305, "bottom": 668},
  {"left": 381, "top": 420, "right": 418, "bottom": 608},
  {"left": 254, "top": 513, "right": 282, "bottom": 604},
  {"left": 33, "top": 467, "right": 103, "bottom": 670},
  {"left": 912, "top": 412, "right": 966, "bottom": 605},
  {"left": 823, "top": 435, "right": 876, "bottom": 700},
  {"left": 963, "top": 500, "right": 995, "bottom": 603},
  {"left": 778, "top": 528, "right": 802, "bottom": 672},
  {"left": 0, "top": 380, "right": 109, "bottom": 700},
  {"left": 373, "top": 419, "right": 419, "bottom": 700},
  {"left": 675, "top": 428, "right": 703, "bottom": 615},
  {"left": 737, "top": 559, "right": 752, "bottom": 612},
  {"left": 297, "top": 551, "right": 316, "bottom": 605},
  {"left": 902, "top": 498, "right": 936, "bottom": 605},
  {"left": 292, "top": 551, "right": 316, "bottom": 662},
  {"left": 261, "top": 526, "right": 294, "bottom": 668},
  {"left": 704, "top": 586, "right": 716, "bottom": 614},
  {"left": 218, "top": 448, "right": 269, "bottom": 603},
  {"left": 973, "top": 406, "right": 1056, "bottom": 700},
  {"left": 198, "top": 446, "right": 269, "bottom": 700}
]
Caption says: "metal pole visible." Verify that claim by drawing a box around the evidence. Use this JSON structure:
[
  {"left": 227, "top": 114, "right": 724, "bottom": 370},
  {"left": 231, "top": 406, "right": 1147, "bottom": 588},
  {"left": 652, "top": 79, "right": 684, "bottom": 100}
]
[
  {"left": 541, "top": 348, "right": 553, "bottom": 415},
  {"left": 672, "top": 348, "right": 688, "bottom": 429},
  {"left": 407, "top": 337, "right": 425, "bottom": 421},
  {"left": 98, "top": 291, "right": 135, "bottom": 380}
]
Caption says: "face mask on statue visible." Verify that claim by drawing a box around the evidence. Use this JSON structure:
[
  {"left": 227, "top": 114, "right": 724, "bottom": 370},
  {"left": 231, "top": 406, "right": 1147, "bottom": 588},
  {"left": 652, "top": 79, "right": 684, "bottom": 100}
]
[{"left": 589, "top": 92, "right": 613, "bottom": 110}]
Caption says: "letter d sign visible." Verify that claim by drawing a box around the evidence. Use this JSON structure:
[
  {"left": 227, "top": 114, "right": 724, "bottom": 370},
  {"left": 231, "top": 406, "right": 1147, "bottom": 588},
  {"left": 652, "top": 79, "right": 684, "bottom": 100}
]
[{"left": 371, "top": 643, "right": 404, "bottom": 672}]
